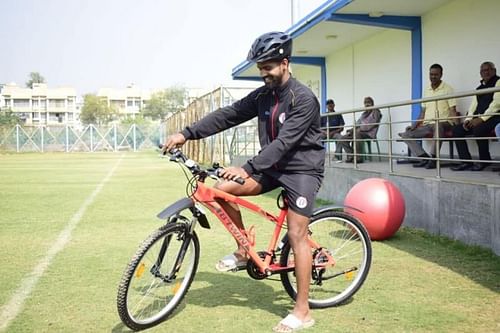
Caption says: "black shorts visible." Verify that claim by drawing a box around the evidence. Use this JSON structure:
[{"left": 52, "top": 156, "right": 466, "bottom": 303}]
[{"left": 249, "top": 169, "right": 323, "bottom": 217}]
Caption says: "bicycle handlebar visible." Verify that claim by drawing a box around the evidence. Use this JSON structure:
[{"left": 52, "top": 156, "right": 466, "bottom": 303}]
[{"left": 158, "top": 145, "right": 245, "bottom": 185}]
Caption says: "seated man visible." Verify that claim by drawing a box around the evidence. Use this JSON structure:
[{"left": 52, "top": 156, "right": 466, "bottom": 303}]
[
  {"left": 337, "top": 96, "right": 381, "bottom": 163},
  {"left": 451, "top": 61, "right": 500, "bottom": 171},
  {"left": 398, "top": 64, "right": 458, "bottom": 169},
  {"left": 320, "top": 99, "right": 345, "bottom": 160}
]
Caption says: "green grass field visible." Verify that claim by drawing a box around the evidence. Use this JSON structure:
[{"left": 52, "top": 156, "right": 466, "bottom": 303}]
[{"left": 0, "top": 152, "right": 499, "bottom": 333}]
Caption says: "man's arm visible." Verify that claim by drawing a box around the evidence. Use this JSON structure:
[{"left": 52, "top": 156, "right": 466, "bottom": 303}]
[
  {"left": 480, "top": 80, "right": 500, "bottom": 121},
  {"left": 181, "top": 91, "right": 259, "bottom": 140},
  {"left": 360, "top": 109, "right": 382, "bottom": 132},
  {"left": 464, "top": 96, "right": 478, "bottom": 123},
  {"left": 448, "top": 105, "right": 459, "bottom": 125},
  {"left": 333, "top": 115, "right": 345, "bottom": 134}
]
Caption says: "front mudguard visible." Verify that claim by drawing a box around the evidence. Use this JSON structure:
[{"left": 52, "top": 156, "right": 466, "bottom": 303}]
[{"left": 156, "top": 197, "right": 210, "bottom": 229}]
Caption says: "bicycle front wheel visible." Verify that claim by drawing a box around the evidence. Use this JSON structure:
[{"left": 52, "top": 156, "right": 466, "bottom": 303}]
[
  {"left": 117, "top": 223, "right": 199, "bottom": 331},
  {"left": 280, "top": 210, "right": 372, "bottom": 308}
]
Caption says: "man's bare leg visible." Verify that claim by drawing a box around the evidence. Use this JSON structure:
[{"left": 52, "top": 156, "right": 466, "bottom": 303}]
[
  {"left": 214, "top": 178, "right": 262, "bottom": 257},
  {"left": 276, "top": 209, "right": 312, "bottom": 328}
]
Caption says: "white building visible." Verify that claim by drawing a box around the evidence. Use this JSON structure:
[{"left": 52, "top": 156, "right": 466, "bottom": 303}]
[
  {"left": 97, "top": 84, "right": 151, "bottom": 120},
  {"left": 0, "top": 83, "right": 78, "bottom": 125}
]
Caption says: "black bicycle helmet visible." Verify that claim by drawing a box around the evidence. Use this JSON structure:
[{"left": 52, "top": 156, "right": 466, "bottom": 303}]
[{"left": 247, "top": 31, "right": 292, "bottom": 63}]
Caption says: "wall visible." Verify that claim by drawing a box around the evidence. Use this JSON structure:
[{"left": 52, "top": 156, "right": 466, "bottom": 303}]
[
  {"left": 293, "top": 64, "right": 322, "bottom": 100},
  {"left": 318, "top": 167, "right": 500, "bottom": 256},
  {"left": 326, "top": 29, "right": 412, "bottom": 155}
]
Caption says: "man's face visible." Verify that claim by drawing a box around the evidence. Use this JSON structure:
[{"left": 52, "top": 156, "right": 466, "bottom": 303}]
[
  {"left": 480, "top": 64, "right": 495, "bottom": 82},
  {"left": 364, "top": 99, "right": 373, "bottom": 107},
  {"left": 257, "top": 59, "right": 287, "bottom": 89},
  {"left": 327, "top": 102, "right": 335, "bottom": 112},
  {"left": 429, "top": 68, "right": 442, "bottom": 86}
]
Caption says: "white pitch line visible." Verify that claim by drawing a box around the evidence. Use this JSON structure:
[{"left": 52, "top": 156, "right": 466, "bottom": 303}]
[{"left": 0, "top": 155, "right": 124, "bottom": 332}]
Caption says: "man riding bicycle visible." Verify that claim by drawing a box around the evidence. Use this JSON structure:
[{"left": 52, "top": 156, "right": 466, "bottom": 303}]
[{"left": 163, "top": 31, "right": 325, "bottom": 332}]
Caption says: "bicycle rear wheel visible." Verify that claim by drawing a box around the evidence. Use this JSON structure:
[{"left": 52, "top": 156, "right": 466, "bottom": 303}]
[
  {"left": 117, "top": 223, "right": 199, "bottom": 331},
  {"left": 280, "top": 210, "right": 371, "bottom": 308}
]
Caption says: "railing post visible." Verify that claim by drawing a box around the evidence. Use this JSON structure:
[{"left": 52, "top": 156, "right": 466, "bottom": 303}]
[
  {"left": 434, "top": 100, "right": 441, "bottom": 178},
  {"left": 353, "top": 111, "right": 358, "bottom": 167},
  {"left": 65, "top": 125, "right": 69, "bottom": 152},
  {"left": 16, "top": 124, "right": 20, "bottom": 152},
  {"left": 133, "top": 124, "right": 137, "bottom": 152},
  {"left": 114, "top": 123, "right": 117, "bottom": 152},
  {"left": 388, "top": 107, "right": 394, "bottom": 173},
  {"left": 40, "top": 125, "right": 44, "bottom": 153},
  {"left": 90, "top": 125, "right": 94, "bottom": 152}
]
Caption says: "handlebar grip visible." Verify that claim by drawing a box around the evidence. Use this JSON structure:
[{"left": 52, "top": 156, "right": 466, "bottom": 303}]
[
  {"left": 158, "top": 144, "right": 180, "bottom": 156},
  {"left": 234, "top": 177, "right": 245, "bottom": 185},
  {"left": 215, "top": 168, "right": 245, "bottom": 185}
]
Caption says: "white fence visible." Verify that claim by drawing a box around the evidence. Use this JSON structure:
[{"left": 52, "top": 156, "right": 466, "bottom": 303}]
[{"left": 0, "top": 124, "right": 166, "bottom": 152}]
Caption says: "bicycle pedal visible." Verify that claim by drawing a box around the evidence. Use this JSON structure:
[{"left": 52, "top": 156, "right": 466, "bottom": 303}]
[{"left": 229, "top": 265, "right": 246, "bottom": 273}]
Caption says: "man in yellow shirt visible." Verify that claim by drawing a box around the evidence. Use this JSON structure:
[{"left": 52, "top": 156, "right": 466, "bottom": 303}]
[{"left": 399, "top": 64, "right": 458, "bottom": 169}]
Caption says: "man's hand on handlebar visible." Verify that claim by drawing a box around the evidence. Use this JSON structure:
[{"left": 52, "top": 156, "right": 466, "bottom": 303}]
[
  {"left": 217, "top": 166, "right": 249, "bottom": 183},
  {"left": 162, "top": 133, "right": 186, "bottom": 153}
]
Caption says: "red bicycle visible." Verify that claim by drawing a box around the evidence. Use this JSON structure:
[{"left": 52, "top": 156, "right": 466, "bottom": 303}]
[{"left": 117, "top": 149, "right": 372, "bottom": 331}]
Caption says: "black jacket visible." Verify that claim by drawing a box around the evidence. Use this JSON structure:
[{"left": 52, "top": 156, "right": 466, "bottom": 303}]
[{"left": 181, "top": 77, "right": 325, "bottom": 174}]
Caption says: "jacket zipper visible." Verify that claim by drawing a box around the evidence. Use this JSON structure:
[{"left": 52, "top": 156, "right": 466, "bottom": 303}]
[{"left": 271, "top": 92, "right": 279, "bottom": 140}]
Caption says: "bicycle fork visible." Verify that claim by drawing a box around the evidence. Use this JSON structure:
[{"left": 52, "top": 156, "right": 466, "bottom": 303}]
[{"left": 151, "top": 225, "right": 192, "bottom": 283}]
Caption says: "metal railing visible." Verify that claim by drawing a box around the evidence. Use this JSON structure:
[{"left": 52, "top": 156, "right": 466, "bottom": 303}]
[{"left": 320, "top": 86, "right": 500, "bottom": 178}]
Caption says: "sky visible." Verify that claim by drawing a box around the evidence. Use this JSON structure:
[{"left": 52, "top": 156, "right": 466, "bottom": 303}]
[{"left": 0, "top": 0, "right": 325, "bottom": 94}]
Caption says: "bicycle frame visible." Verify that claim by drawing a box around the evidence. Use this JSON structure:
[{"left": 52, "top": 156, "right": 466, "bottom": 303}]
[{"left": 191, "top": 180, "right": 333, "bottom": 275}]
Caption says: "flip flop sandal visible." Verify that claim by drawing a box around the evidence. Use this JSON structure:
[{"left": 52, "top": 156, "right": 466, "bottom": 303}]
[
  {"left": 215, "top": 254, "right": 248, "bottom": 272},
  {"left": 273, "top": 314, "right": 315, "bottom": 332}
]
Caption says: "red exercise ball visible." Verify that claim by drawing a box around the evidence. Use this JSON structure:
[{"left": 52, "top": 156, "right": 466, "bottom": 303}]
[{"left": 344, "top": 178, "right": 405, "bottom": 240}]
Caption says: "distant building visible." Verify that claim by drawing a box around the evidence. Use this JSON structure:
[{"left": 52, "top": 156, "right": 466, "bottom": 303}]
[
  {"left": 97, "top": 84, "right": 151, "bottom": 120},
  {"left": 0, "top": 83, "right": 78, "bottom": 125}
]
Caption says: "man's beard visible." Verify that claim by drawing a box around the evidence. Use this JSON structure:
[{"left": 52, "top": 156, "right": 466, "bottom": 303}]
[{"left": 263, "top": 74, "right": 282, "bottom": 89}]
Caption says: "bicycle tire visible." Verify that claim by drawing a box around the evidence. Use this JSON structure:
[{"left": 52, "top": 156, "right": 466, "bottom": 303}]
[
  {"left": 117, "top": 222, "right": 199, "bottom": 331},
  {"left": 280, "top": 210, "right": 372, "bottom": 308}
]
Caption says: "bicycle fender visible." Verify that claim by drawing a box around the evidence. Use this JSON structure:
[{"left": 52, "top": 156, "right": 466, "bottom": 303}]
[{"left": 156, "top": 198, "right": 211, "bottom": 229}]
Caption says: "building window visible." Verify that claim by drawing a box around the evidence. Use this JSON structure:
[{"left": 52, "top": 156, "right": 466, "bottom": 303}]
[
  {"left": 13, "top": 99, "right": 30, "bottom": 108},
  {"left": 49, "top": 99, "right": 65, "bottom": 108}
]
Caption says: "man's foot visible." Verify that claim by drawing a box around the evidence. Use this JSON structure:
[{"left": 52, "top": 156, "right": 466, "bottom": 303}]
[
  {"left": 215, "top": 252, "right": 247, "bottom": 272},
  {"left": 470, "top": 162, "right": 491, "bottom": 171},
  {"left": 425, "top": 160, "right": 436, "bottom": 169},
  {"left": 413, "top": 160, "right": 428, "bottom": 168},
  {"left": 273, "top": 314, "right": 315, "bottom": 332},
  {"left": 346, "top": 158, "right": 363, "bottom": 163},
  {"left": 451, "top": 162, "right": 472, "bottom": 171}
]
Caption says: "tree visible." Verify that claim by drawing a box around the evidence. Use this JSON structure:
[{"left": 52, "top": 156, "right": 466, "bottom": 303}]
[
  {"left": 25, "top": 72, "right": 46, "bottom": 89},
  {"left": 0, "top": 109, "right": 20, "bottom": 125},
  {"left": 143, "top": 86, "right": 187, "bottom": 121},
  {"left": 80, "top": 94, "right": 117, "bottom": 125}
]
